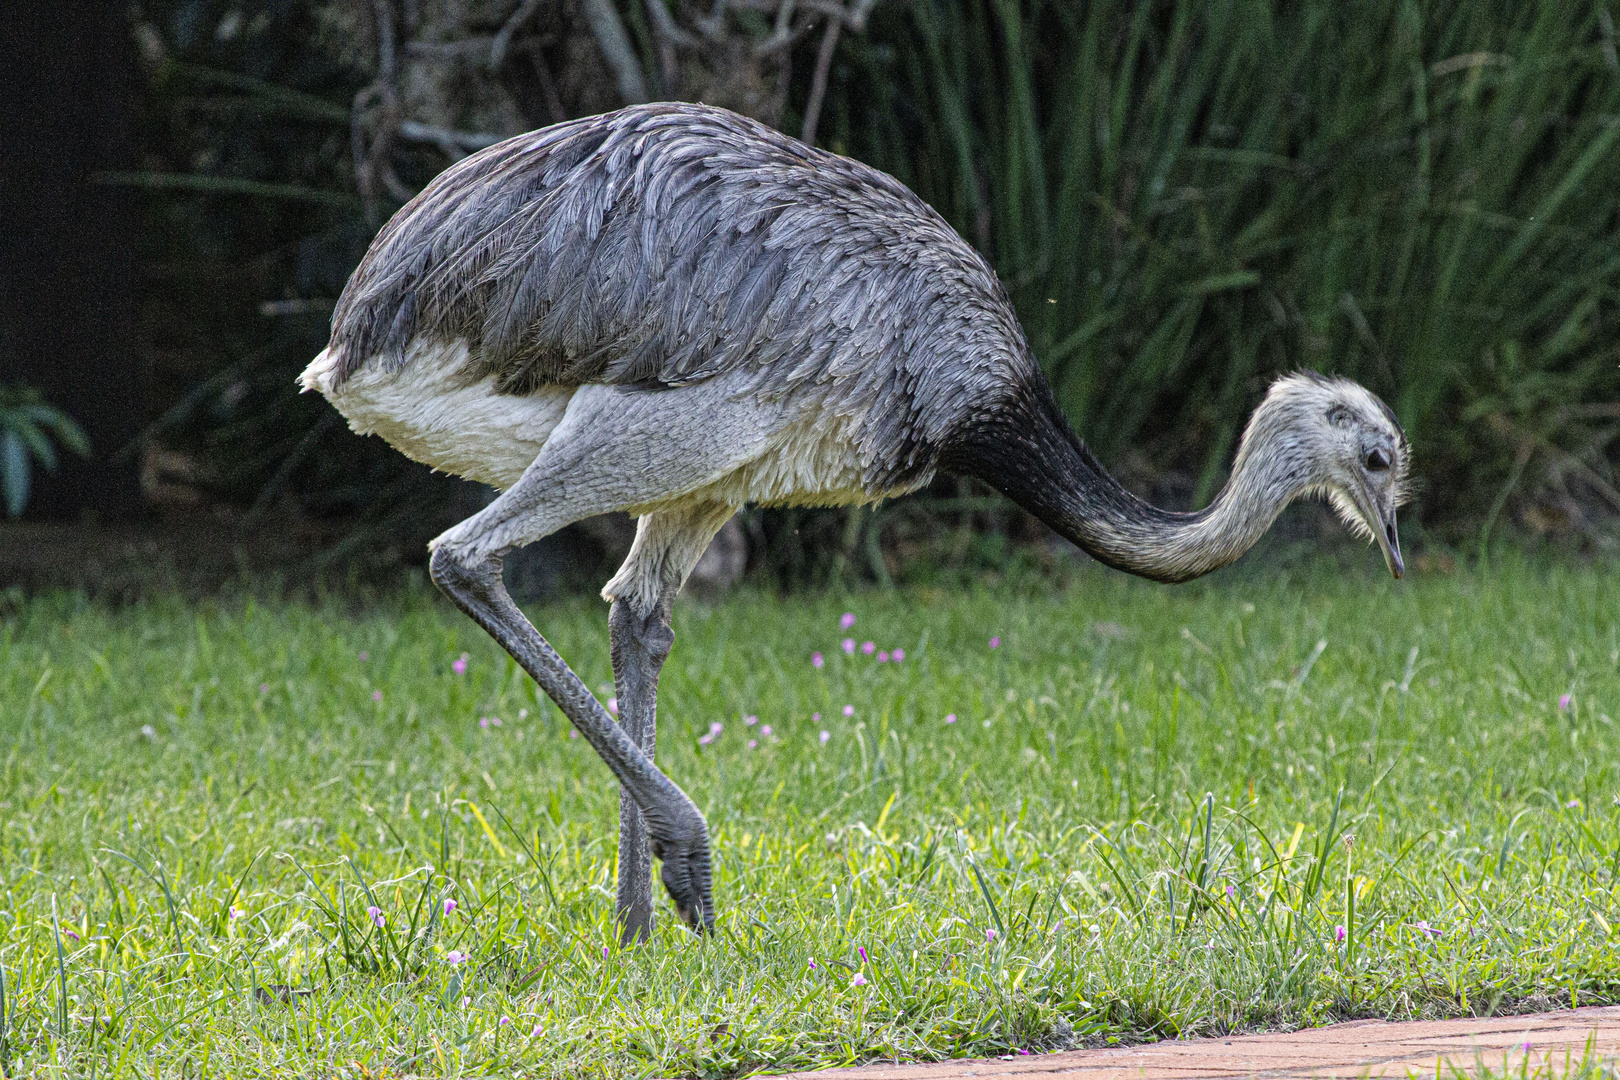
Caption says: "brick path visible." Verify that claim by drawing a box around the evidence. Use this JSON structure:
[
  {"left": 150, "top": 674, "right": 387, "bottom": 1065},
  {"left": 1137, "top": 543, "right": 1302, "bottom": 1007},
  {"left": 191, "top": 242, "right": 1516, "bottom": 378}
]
[{"left": 771, "top": 1006, "right": 1620, "bottom": 1079}]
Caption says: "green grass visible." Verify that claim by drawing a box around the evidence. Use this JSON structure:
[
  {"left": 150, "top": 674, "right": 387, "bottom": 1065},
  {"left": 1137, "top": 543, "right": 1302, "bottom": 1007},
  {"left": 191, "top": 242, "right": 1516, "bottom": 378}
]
[{"left": 1, "top": 555, "right": 1617, "bottom": 1077}]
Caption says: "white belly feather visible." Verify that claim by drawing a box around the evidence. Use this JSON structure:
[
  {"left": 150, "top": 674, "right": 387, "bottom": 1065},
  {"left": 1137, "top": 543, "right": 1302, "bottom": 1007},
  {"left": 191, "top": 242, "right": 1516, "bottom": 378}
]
[{"left": 300, "top": 340, "right": 573, "bottom": 491}]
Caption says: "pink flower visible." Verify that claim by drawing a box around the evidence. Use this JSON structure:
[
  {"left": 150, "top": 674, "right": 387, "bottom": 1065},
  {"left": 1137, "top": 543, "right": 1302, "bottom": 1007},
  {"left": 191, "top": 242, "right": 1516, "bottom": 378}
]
[
  {"left": 841, "top": 612, "right": 857, "bottom": 629},
  {"left": 1333, "top": 924, "right": 1347, "bottom": 943},
  {"left": 745, "top": 715, "right": 758, "bottom": 726},
  {"left": 63, "top": 928, "right": 79, "bottom": 941},
  {"left": 531, "top": 1024, "right": 543, "bottom": 1037},
  {"left": 842, "top": 704, "right": 855, "bottom": 717},
  {"left": 876, "top": 651, "right": 889, "bottom": 663},
  {"left": 989, "top": 636, "right": 1001, "bottom": 649},
  {"left": 861, "top": 641, "right": 876, "bottom": 655},
  {"left": 229, "top": 906, "right": 245, "bottom": 920},
  {"left": 842, "top": 638, "right": 856, "bottom": 655},
  {"left": 1558, "top": 693, "right": 1572, "bottom": 711},
  {"left": 1521, "top": 1041, "right": 1533, "bottom": 1052},
  {"left": 358, "top": 651, "right": 369, "bottom": 662},
  {"left": 372, "top": 690, "right": 384, "bottom": 702},
  {"left": 812, "top": 712, "right": 821, "bottom": 722},
  {"left": 452, "top": 656, "right": 468, "bottom": 675},
  {"left": 569, "top": 728, "right": 579, "bottom": 739},
  {"left": 812, "top": 652, "right": 824, "bottom": 668},
  {"left": 443, "top": 898, "right": 457, "bottom": 916},
  {"left": 461, "top": 995, "right": 471, "bottom": 1008},
  {"left": 851, "top": 972, "right": 868, "bottom": 987},
  {"left": 808, "top": 958, "right": 818, "bottom": 969},
  {"left": 819, "top": 730, "right": 831, "bottom": 745},
  {"left": 1412, "top": 920, "right": 1441, "bottom": 938},
  {"left": 607, "top": 697, "right": 618, "bottom": 715},
  {"left": 858, "top": 946, "right": 868, "bottom": 964},
  {"left": 945, "top": 713, "right": 957, "bottom": 724},
  {"left": 479, "top": 717, "right": 490, "bottom": 729},
  {"left": 1225, "top": 884, "right": 1236, "bottom": 901},
  {"left": 446, "top": 950, "right": 467, "bottom": 965},
  {"left": 985, "top": 928, "right": 998, "bottom": 943},
  {"left": 603, "top": 945, "right": 610, "bottom": 959},
  {"left": 891, "top": 648, "right": 905, "bottom": 662},
  {"left": 748, "top": 739, "right": 758, "bottom": 749},
  {"left": 500, "top": 1015, "right": 511, "bottom": 1027},
  {"left": 761, "top": 725, "right": 772, "bottom": 737},
  {"left": 367, "top": 905, "right": 384, "bottom": 928}
]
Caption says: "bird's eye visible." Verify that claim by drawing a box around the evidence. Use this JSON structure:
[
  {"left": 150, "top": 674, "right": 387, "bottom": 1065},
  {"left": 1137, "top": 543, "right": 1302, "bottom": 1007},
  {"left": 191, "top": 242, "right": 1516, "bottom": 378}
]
[{"left": 1364, "top": 448, "right": 1391, "bottom": 472}]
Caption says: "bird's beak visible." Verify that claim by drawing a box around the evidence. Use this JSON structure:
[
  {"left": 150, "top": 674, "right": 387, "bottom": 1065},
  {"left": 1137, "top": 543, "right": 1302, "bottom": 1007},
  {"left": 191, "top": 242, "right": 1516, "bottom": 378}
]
[{"left": 1367, "top": 491, "right": 1403, "bottom": 579}]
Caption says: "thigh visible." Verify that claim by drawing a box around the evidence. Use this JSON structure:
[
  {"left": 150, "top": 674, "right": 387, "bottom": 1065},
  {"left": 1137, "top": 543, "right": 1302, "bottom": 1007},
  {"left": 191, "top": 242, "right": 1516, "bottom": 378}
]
[{"left": 431, "top": 378, "right": 777, "bottom": 564}]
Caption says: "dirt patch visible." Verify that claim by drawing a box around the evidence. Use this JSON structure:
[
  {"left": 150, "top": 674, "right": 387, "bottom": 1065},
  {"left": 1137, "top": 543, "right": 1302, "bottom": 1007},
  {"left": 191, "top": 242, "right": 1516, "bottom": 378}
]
[{"left": 769, "top": 1006, "right": 1620, "bottom": 1079}]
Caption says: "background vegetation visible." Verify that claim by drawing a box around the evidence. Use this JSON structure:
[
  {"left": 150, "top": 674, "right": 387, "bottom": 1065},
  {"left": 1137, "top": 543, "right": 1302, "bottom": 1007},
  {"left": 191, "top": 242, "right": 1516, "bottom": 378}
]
[{"left": 106, "top": 0, "right": 1620, "bottom": 580}]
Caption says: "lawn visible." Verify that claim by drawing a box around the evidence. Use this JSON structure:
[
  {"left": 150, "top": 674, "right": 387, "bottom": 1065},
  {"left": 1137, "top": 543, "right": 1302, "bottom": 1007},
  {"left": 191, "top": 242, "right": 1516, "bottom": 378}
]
[{"left": 1, "top": 554, "right": 1617, "bottom": 1078}]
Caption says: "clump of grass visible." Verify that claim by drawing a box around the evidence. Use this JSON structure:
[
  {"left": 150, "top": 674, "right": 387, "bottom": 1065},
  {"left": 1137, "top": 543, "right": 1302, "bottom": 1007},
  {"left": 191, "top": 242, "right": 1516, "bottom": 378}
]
[
  {"left": 0, "top": 555, "right": 1616, "bottom": 1075},
  {"left": 836, "top": 0, "right": 1620, "bottom": 538}
]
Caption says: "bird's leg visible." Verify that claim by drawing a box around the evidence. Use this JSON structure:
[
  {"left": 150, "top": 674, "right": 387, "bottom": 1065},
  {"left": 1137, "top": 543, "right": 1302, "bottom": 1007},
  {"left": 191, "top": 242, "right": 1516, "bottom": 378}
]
[
  {"left": 608, "top": 591, "right": 675, "bottom": 945},
  {"left": 428, "top": 547, "right": 714, "bottom": 931}
]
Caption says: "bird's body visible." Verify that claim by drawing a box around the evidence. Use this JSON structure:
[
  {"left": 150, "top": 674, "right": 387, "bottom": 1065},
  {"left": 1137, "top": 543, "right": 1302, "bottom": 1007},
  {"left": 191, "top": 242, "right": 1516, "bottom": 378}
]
[{"left": 304, "top": 102, "right": 1409, "bottom": 938}]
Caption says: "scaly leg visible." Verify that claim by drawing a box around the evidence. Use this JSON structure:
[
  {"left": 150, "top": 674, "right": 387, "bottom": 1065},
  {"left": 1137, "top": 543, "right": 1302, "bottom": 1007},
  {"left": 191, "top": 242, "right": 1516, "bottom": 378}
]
[
  {"left": 429, "top": 547, "right": 714, "bottom": 929},
  {"left": 603, "top": 501, "right": 737, "bottom": 943},
  {"left": 609, "top": 594, "right": 673, "bottom": 943}
]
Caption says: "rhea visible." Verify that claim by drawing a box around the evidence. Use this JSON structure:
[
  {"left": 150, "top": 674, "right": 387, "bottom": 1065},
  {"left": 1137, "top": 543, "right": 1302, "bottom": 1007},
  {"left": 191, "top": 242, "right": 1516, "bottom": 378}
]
[{"left": 302, "top": 102, "right": 1408, "bottom": 942}]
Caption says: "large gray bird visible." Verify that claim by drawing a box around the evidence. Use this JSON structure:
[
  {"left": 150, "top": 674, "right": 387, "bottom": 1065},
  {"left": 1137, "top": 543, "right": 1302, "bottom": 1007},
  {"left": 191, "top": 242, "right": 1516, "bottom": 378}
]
[{"left": 303, "top": 102, "right": 1409, "bottom": 941}]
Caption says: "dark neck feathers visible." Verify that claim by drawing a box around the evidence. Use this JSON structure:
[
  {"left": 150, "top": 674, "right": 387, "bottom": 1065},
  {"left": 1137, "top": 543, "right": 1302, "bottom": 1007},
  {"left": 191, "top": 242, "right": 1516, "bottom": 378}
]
[{"left": 942, "top": 375, "right": 1298, "bottom": 583}]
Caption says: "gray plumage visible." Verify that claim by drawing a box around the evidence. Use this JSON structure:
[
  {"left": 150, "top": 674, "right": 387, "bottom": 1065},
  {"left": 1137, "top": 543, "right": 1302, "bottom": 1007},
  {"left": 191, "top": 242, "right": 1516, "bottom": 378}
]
[
  {"left": 305, "top": 102, "right": 1410, "bottom": 940},
  {"left": 327, "top": 102, "right": 1030, "bottom": 495}
]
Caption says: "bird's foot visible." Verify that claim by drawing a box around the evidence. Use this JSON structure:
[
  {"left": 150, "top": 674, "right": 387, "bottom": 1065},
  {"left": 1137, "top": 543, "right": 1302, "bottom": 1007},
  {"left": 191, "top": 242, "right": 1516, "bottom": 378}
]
[{"left": 647, "top": 812, "right": 714, "bottom": 933}]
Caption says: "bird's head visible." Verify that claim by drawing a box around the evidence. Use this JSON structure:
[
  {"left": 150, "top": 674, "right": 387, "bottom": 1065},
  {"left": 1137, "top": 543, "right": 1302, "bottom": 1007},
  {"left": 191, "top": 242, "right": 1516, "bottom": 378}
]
[{"left": 1241, "top": 372, "right": 1411, "bottom": 578}]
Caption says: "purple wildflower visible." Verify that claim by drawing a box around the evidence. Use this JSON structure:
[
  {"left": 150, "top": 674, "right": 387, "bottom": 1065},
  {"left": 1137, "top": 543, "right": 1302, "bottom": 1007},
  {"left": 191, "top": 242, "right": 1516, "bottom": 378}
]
[
  {"left": 842, "top": 704, "right": 855, "bottom": 717},
  {"left": 569, "top": 728, "right": 579, "bottom": 739},
  {"left": 603, "top": 945, "right": 609, "bottom": 959},
  {"left": 372, "top": 690, "right": 384, "bottom": 702},
  {"left": 1333, "top": 924, "right": 1347, "bottom": 943},
  {"left": 607, "top": 697, "right": 618, "bottom": 715},
  {"left": 446, "top": 950, "right": 467, "bottom": 965},
  {"left": 841, "top": 612, "right": 857, "bottom": 629},
  {"left": 367, "top": 905, "right": 384, "bottom": 928},
  {"left": 858, "top": 945, "right": 868, "bottom": 964},
  {"left": 986, "top": 928, "right": 998, "bottom": 943},
  {"left": 745, "top": 714, "right": 758, "bottom": 726},
  {"left": 812, "top": 712, "right": 821, "bottom": 722},
  {"left": 63, "top": 928, "right": 79, "bottom": 941},
  {"left": 761, "top": 724, "right": 772, "bottom": 737},
  {"left": 989, "top": 636, "right": 1001, "bottom": 649},
  {"left": 808, "top": 958, "right": 818, "bottom": 969},
  {"left": 876, "top": 651, "right": 889, "bottom": 663},
  {"left": 748, "top": 739, "right": 758, "bottom": 749},
  {"left": 945, "top": 713, "right": 957, "bottom": 724},
  {"left": 891, "top": 648, "right": 905, "bottom": 662},
  {"left": 862, "top": 641, "right": 876, "bottom": 655},
  {"left": 531, "top": 1024, "right": 543, "bottom": 1038},
  {"left": 452, "top": 655, "right": 468, "bottom": 675},
  {"left": 443, "top": 898, "right": 457, "bottom": 916},
  {"left": 842, "top": 638, "right": 856, "bottom": 655},
  {"left": 812, "top": 651, "right": 824, "bottom": 668},
  {"left": 851, "top": 973, "right": 868, "bottom": 987},
  {"left": 1558, "top": 693, "right": 1572, "bottom": 711},
  {"left": 819, "top": 730, "right": 831, "bottom": 745},
  {"left": 500, "top": 1015, "right": 511, "bottom": 1026},
  {"left": 1225, "top": 884, "right": 1236, "bottom": 901},
  {"left": 1413, "top": 920, "right": 1441, "bottom": 938}
]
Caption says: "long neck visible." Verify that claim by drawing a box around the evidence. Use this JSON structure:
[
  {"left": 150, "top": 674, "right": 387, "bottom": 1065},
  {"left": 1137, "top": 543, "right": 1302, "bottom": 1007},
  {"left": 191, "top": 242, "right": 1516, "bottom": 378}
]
[{"left": 945, "top": 378, "right": 1306, "bottom": 584}]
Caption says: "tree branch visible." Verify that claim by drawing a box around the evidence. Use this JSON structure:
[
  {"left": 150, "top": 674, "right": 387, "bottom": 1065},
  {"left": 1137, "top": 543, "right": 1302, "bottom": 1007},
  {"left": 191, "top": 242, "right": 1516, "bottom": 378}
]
[{"left": 581, "top": 0, "right": 649, "bottom": 104}]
